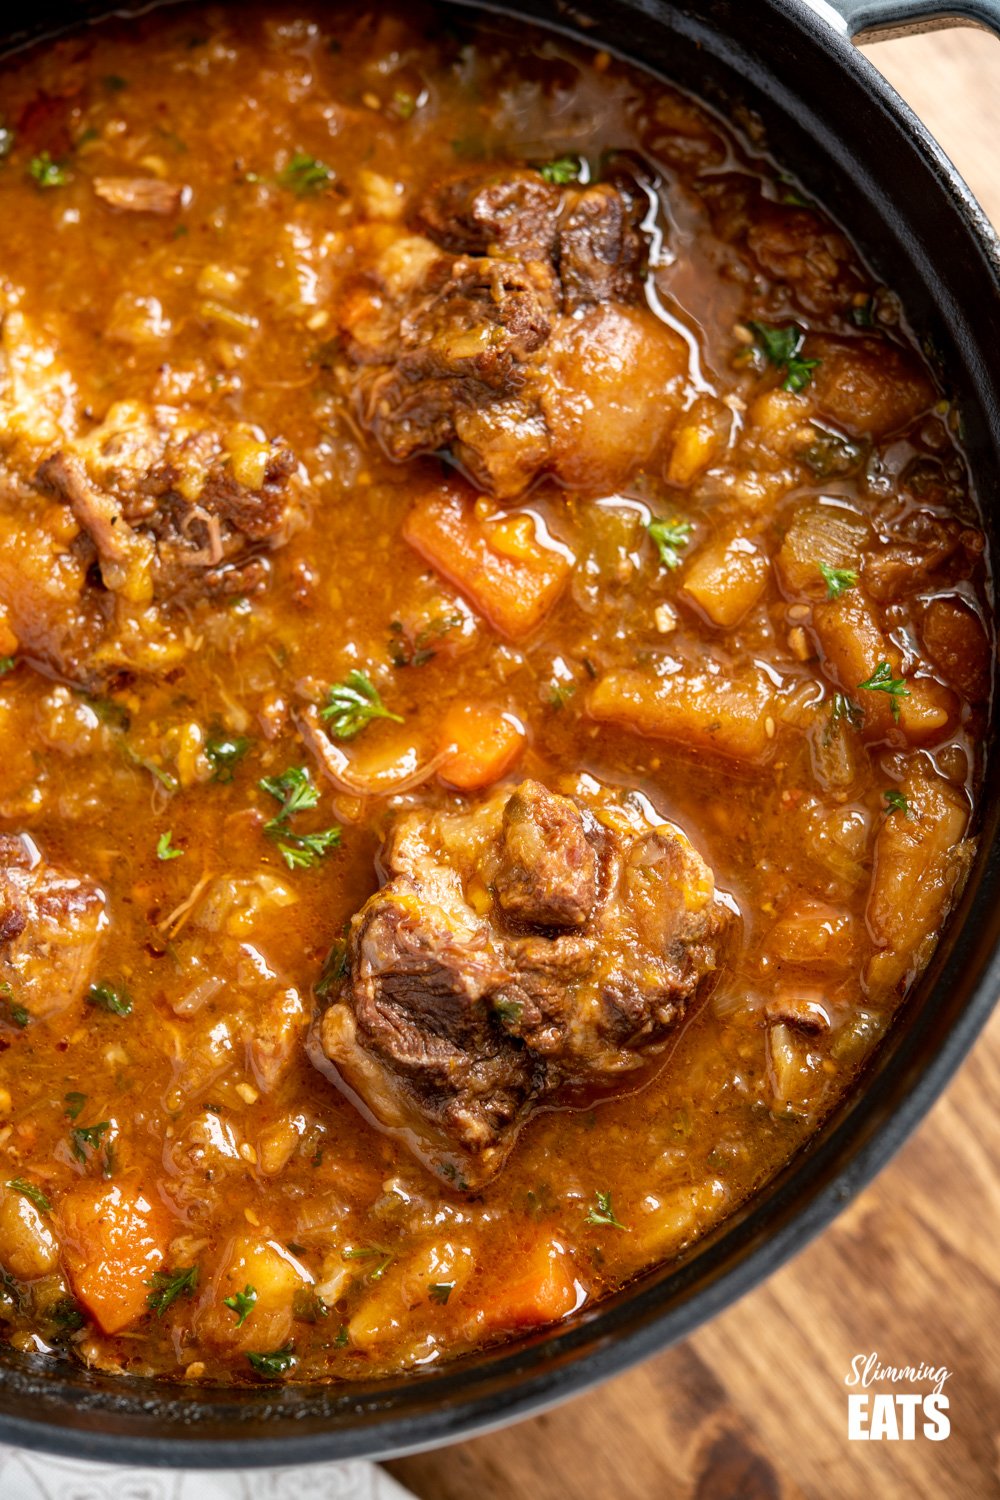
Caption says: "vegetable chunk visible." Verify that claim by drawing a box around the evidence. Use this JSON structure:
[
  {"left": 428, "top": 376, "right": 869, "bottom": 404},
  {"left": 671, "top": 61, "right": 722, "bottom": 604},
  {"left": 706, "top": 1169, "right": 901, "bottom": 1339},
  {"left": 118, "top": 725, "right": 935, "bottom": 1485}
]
[
  {"left": 403, "top": 485, "right": 572, "bottom": 639},
  {"left": 588, "top": 666, "right": 778, "bottom": 765},
  {"left": 58, "top": 1181, "right": 170, "bottom": 1333}
]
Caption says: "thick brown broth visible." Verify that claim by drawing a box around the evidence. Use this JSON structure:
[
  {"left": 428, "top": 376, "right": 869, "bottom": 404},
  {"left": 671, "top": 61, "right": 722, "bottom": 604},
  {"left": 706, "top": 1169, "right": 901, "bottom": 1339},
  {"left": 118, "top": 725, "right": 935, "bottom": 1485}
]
[{"left": 0, "top": 2, "right": 990, "bottom": 1383}]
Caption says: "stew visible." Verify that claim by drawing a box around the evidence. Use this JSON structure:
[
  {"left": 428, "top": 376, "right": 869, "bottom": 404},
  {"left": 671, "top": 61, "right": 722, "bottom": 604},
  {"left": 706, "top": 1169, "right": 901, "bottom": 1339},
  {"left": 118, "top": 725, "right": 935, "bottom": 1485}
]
[{"left": 0, "top": 1, "right": 990, "bottom": 1384}]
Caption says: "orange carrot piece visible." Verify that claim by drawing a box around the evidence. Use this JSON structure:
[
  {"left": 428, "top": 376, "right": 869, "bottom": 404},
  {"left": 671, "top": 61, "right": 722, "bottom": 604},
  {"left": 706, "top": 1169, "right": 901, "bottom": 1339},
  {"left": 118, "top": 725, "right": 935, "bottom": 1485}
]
[
  {"left": 483, "top": 1237, "right": 581, "bottom": 1333},
  {"left": 59, "top": 1181, "right": 170, "bottom": 1333},
  {"left": 437, "top": 701, "right": 526, "bottom": 792},
  {"left": 403, "top": 485, "right": 572, "bottom": 640}
]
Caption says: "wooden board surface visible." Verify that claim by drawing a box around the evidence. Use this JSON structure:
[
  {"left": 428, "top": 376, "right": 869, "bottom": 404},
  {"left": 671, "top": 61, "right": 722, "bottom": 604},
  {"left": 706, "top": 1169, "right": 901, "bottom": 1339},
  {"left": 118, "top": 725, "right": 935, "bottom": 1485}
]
[{"left": 387, "top": 30, "right": 1000, "bottom": 1500}]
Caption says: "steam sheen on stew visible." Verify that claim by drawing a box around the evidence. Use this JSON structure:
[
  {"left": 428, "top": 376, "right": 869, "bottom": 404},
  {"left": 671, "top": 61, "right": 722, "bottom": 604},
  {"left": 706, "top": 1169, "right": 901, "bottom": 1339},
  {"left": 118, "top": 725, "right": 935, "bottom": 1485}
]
[{"left": 0, "top": 2, "right": 990, "bottom": 1384}]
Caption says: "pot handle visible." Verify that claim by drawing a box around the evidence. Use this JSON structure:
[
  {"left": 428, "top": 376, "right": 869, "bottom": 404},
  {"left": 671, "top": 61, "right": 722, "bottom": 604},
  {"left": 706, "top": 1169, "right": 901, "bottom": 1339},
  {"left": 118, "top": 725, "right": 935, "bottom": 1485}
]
[{"left": 820, "top": 0, "right": 1000, "bottom": 40}]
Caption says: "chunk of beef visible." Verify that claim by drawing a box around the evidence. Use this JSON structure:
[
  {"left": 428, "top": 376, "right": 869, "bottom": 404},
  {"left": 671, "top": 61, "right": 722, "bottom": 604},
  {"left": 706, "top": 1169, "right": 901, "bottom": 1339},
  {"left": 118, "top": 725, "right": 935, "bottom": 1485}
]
[
  {"left": 0, "top": 834, "right": 107, "bottom": 1021},
  {"left": 36, "top": 401, "right": 304, "bottom": 607},
  {"left": 315, "top": 779, "right": 730, "bottom": 1186},
  {"left": 338, "top": 163, "right": 684, "bottom": 498}
]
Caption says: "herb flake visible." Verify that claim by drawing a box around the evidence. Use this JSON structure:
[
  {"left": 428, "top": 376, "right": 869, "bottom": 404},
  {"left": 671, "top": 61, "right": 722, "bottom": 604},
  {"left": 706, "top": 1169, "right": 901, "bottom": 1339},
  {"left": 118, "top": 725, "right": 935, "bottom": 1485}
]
[
  {"left": 857, "top": 660, "right": 909, "bottom": 721},
  {"left": 146, "top": 1264, "right": 199, "bottom": 1317},
  {"left": 223, "top": 1283, "right": 257, "bottom": 1327},
  {"left": 585, "top": 1190, "right": 628, "bottom": 1230},
  {"left": 321, "top": 670, "right": 404, "bottom": 739},
  {"left": 647, "top": 517, "right": 693, "bottom": 571},
  {"left": 818, "top": 562, "right": 859, "bottom": 599},
  {"left": 6, "top": 1178, "right": 52, "bottom": 1214}
]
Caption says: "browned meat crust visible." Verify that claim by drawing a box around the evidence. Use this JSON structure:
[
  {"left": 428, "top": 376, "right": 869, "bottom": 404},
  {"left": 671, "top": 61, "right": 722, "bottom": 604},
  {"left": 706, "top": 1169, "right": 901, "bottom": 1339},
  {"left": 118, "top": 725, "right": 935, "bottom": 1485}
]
[{"left": 316, "top": 779, "right": 730, "bottom": 1186}]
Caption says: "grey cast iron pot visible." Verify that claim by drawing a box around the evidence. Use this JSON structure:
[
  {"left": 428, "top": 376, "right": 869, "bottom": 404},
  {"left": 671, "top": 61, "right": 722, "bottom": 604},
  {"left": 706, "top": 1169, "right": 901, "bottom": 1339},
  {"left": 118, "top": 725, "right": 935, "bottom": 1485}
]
[{"left": 0, "top": 0, "right": 999, "bottom": 1468}]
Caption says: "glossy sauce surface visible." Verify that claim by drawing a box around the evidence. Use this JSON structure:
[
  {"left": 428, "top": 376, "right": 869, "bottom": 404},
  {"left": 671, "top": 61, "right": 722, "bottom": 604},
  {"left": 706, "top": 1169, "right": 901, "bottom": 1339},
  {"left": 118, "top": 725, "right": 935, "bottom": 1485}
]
[{"left": 0, "top": 3, "right": 990, "bottom": 1382}]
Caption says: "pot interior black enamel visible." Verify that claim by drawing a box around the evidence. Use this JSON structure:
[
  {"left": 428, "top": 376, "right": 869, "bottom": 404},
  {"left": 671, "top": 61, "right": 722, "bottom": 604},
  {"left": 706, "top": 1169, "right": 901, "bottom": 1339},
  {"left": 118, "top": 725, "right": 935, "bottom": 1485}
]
[{"left": 0, "top": 0, "right": 998, "bottom": 1467}]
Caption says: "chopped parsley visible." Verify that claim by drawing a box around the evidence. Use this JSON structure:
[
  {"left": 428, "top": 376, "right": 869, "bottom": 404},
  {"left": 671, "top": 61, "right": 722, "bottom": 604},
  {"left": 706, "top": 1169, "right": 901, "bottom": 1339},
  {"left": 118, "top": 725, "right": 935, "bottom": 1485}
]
[
  {"left": 279, "top": 152, "right": 333, "bottom": 195},
  {"left": 146, "top": 1265, "right": 199, "bottom": 1317},
  {"left": 273, "top": 827, "right": 342, "bottom": 871},
  {"left": 260, "top": 765, "right": 340, "bottom": 870},
  {"left": 388, "top": 613, "right": 462, "bottom": 668},
  {"left": 321, "top": 670, "right": 404, "bottom": 739},
  {"left": 86, "top": 982, "right": 132, "bottom": 1017},
  {"left": 818, "top": 562, "right": 858, "bottom": 599},
  {"left": 800, "top": 426, "right": 867, "bottom": 480},
  {"left": 292, "top": 1289, "right": 329, "bottom": 1323},
  {"left": 0, "top": 983, "right": 29, "bottom": 1030},
  {"left": 156, "top": 830, "right": 184, "bottom": 861},
  {"left": 850, "top": 296, "right": 876, "bottom": 328},
  {"left": 857, "top": 660, "right": 909, "bottom": 721},
  {"left": 247, "top": 1343, "right": 296, "bottom": 1377},
  {"left": 6, "top": 1178, "right": 51, "bottom": 1214},
  {"left": 0, "top": 657, "right": 15, "bottom": 676},
  {"left": 647, "top": 517, "right": 693, "bottom": 570},
  {"left": 392, "top": 90, "right": 417, "bottom": 120},
  {"left": 428, "top": 1281, "right": 455, "bottom": 1305},
  {"left": 103, "top": 73, "right": 128, "bottom": 91},
  {"left": 584, "top": 1190, "right": 628, "bottom": 1230},
  {"left": 223, "top": 1284, "right": 257, "bottom": 1327},
  {"left": 70, "top": 1120, "right": 111, "bottom": 1164},
  {"left": 548, "top": 681, "right": 576, "bottom": 711},
  {"left": 334, "top": 1324, "right": 349, "bottom": 1347},
  {"left": 50, "top": 1296, "right": 85, "bottom": 1331},
  {"left": 747, "top": 321, "right": 821, "bottom": 394},
  {"left": 343, "top": 1245, "right": 394, "bottom": 1281},
  {"left": 28, "top": 151, "right": 69, "bottom": 188},
  {"left": 206, "top": 735, "right": 252, "bottom": 782},
  {"left": 315, "top": 938, "right": 348, "bottom": 997},
  {"left": 64, "top": 1091, "right": 87, "bottom": 1120},
  {"left": 883, "top": 789, "right": 912, "bottom": 817},
  {"left": 260, "top": 764, "right": 318, "bottom": 820},
  {"left": 124, "top": 745, "right": 178, "bottom": 793},
  {"left": 830, "top": 693, "right": 863, "bottom": 730},
  {"left": 537, "top": 155, "right": 581, "bottom": 185},
  {"left": 493, "top": 998, "right": 523, "bottom": 1026}
]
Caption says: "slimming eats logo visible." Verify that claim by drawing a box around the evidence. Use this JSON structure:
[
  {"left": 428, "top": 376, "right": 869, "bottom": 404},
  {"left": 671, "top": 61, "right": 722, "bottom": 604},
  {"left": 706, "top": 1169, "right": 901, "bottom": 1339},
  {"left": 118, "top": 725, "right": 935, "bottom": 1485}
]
[{"left": 845, "top": 1352, "right": 951, "bottom": 1441}]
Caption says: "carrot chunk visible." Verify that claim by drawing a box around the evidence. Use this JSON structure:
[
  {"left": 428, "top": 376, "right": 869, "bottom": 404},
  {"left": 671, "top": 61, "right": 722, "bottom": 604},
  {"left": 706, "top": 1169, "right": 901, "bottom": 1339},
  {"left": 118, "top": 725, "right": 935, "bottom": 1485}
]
[
  {"left": 482, "top": 1237, "right": 580, "bottom": 1333},
  {"left": 59, "top": 1181, "right": 170, "bottom": 1333},
  {"left": 437, "top": 701, "right": 526, "bottom": 792},
  {"left": 403, "top": 484, "right": 572, "bottom": 640}
]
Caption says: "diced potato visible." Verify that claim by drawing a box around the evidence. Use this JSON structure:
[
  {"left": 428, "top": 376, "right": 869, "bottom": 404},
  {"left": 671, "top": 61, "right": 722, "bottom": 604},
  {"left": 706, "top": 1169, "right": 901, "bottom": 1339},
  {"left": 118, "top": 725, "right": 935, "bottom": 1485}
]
[
  {"left": 632, "top": 1177, "right": 727, "bottom": 1261},
  {"left": 666, "top": 395, "right": 731, "bottom": 486},
  {"left": 59, "top": 1181, "right": 170, "bottom": 1333},
  {"left": 921, "top": 597, "right": 991, "bottom": 702},
  {"left": 0, "top": 1188, "right": 59, "bottom": 1278},
  {"left": 349, "top": 1238, "right": 475, "bottom": 1349},
  {"left": 865, "top": 769, "right": 972, "bottom": 997},
  {"left": 767, "top": 1022, "right": 823, "bottom": 1112},
  {"left": 588, "top": 666, "right": 778, "bottom": 765},
  {"left": 437, "top": 701, "right": 526, "bottom": 791},
  {"left": 541, "top": 305, "right": 687, "bottom": 491},
  {"left": 775, "top": 502, "right": 870, "bottom": 599},
  {"left": 403, "top": 485, "right": 572, "bottom": 640},
  {"left": 248, "top": 986, "right": 307, "bottom": 1093},
  {"left": 212, "top": 1235, "right": 310, "bottom": 1349},
  {"left": 681, "top": 532, "right": 769, "bottom": 627}
]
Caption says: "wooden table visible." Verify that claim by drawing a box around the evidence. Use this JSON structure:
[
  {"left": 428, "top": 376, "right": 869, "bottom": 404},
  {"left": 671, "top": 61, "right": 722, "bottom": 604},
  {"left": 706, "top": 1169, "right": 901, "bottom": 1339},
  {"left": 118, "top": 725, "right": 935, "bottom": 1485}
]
[{"left": 388, "top": 31, "right": 1000, "bottom": 1500}]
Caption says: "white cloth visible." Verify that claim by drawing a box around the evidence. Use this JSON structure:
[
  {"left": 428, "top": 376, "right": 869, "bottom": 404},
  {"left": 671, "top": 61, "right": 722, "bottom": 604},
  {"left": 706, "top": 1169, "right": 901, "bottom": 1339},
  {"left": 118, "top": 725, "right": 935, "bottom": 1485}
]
[{"left": 0, "top": 1444, "right": 416, "bottom": 1499}]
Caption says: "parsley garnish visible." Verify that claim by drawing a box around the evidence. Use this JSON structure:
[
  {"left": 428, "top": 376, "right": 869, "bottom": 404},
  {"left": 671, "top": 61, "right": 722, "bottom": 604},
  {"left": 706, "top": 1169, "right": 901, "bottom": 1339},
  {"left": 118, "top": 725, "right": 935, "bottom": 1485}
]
[
  {"left": 206, "top": 735, "right": 252, "bottom": 782},
  {"left": 0, "top": 657, "right": 15, "bottom": 676},
  {"left": 388, "top": 613, "right": 462, "bottom": 668},
  {"left": 6, "top": 1178, "right": 52, "bottom": 1214},
  {"left": 260, "top": 764, "right": 318, "bottom": 820},
  {"left": 50, "top": 1296, "right": 85, "bottom": 1331},
  {"left": 538, "top": 155, "right": 581, "bottom": 185},
  {"left": 247, "top": 1343, "right": 296, "bottom": 1377},
  {"left": 146, "top": 1265, "right": 199, "bottom": 1317},
  {"left": 428, "top": 1282, "right": 454, "bottom": 1304},
  {"left": 647, "top": 517, "right": 693, "bottom": 570},
  {"left": 260, "top": 765, "right": 341, "bottom": 869},
  {"left": 830, "top": 693, "right": 863, "bottom": 730},
  {"left": 0, "top": 983, "right": 29, "bottom": 1029},
  {"left": 273, "top": 827, "right": 342, "bottom": 871},
  {"left": 585, "top": 1190, "right": 628, "bottom": 1230},
  {"left": 748, "top": 321, "right": 821, "bottom": 393},
  {"left": 279, "top": 152, "right": 333, "bottom": 195},
  {"left": 64, "top": 1091, "right": 87, "bottom": 1120},
  {"left": 857, "top": 661, "right": 909, "bottom": 721},
  {"left": 883, "top": 789, "right": 912, "bottom": 817},
  {"left": 321, "top": 670, "right": 404, "bottom": 739},
  {"left": 493, "top": 998, "right": 523, "bottom": 1026},
  {"left": 343, "top": 1245, "right": 394, "bottom": 1281},
  {"left": 223, "top": 1284, "right": 257, "bottom": 1327},
  {"left": 850, "top": 297, "right": 875, "bottom": 328},
  {"left": 818, "top": 563, "right": 858, "bottom": 600},
  {"left": 70, "top": 1120, "right": 111, "bottom": 1164},
  {"left": 392, "top": 90, "right": 417, "bottom": 120},
  {"left": 315, "top": 938, "right": 348, "bottom": 997},
  {"left": 334, "top": 1324, "right": 349, "bottom": 1347},
  {"left": 86, "top": 982, "right": 132, "bottom": 1017},
  {"left": 29, "top": 151, "right": 69, "bottom": 188},
  {"left": 156, "top": 830, "right": 184, "bottom": 861}
]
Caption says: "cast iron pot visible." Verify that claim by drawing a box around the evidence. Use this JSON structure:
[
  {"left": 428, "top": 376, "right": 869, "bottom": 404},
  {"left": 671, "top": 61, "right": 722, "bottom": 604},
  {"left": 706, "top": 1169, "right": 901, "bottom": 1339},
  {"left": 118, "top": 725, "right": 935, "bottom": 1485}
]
[{"left": 0, "top": 0, "right": 999, "bottom": 1468}]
